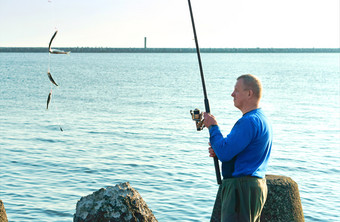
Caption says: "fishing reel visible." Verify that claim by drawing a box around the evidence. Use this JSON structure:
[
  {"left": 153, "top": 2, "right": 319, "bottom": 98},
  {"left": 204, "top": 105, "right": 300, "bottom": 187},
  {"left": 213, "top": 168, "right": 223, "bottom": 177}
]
[{"left": 190, "top": 108, "right": 205, "bottom": 131}]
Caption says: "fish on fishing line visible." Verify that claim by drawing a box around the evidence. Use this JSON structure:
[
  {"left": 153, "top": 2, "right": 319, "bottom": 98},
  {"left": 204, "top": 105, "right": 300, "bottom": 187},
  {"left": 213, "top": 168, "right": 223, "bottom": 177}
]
[
  {"left": 46, "top": 90, "right": 52, "bottom": 110},
  {"left": 45, "top": 90, "right": 64, "bottom": 131},
  {"left": 48, "top": 30, "right": 70, "bottom": 54},
  {"left": 47, "top": 71, "right": 58, "bottom": 86}
]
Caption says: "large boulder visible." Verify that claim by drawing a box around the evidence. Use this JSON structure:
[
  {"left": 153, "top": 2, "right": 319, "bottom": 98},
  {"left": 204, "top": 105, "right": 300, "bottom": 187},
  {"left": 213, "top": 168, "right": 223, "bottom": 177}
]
[
  {"left": 74, "top": 182, "right": 157, "bottom": 222},
  {"left": 211, "top": 175, "right": 304, "bottom": 222},
  {"left": 0, "top": 200, "right": 8, "bottom": 222},
  {"left": 261, "top": 175, "right": 304, "bottom": 222}
]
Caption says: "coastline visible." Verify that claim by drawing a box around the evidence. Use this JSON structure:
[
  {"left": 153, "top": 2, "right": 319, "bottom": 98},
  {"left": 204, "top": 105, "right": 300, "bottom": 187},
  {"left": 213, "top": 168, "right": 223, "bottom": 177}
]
[{"left": 0, "top": 47, "right": 339, "bottom": 53}]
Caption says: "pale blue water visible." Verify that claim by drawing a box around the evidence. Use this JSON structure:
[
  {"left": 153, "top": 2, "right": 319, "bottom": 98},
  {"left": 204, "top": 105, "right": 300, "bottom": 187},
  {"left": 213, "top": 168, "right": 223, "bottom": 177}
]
[{"left": 0, "top": 52, "right": 339, "bottom": 221}]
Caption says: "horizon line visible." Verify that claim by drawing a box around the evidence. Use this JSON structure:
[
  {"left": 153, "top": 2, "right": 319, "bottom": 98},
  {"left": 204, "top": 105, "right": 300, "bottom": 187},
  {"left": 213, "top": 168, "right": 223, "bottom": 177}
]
[
  {"left": 1, "top": 47, "right": 339, "bottom": 53},
  {"left": 1, "top": 46, "right": 339, "bottom": 49}
]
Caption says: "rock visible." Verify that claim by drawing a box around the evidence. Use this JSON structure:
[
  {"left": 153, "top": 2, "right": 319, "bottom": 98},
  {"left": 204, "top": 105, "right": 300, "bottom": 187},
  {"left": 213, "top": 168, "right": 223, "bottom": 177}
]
[
  {"left": 211, "top": 175, "right": 304, "bottom": 222},
  {"left": 261, "top": 175, "right": 304, "bottom": 222},
  {"left": 0, "top": 200, "right": 8, "bottom": 222},
  {"left": 74, "top": 182, "right": 157, "bottom": 222}
]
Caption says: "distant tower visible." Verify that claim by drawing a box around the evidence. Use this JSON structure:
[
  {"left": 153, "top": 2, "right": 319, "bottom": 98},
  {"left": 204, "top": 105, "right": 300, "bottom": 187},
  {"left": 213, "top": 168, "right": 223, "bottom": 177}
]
[{"left": 144, "top": 37, "right": 147, "bottom": 48}]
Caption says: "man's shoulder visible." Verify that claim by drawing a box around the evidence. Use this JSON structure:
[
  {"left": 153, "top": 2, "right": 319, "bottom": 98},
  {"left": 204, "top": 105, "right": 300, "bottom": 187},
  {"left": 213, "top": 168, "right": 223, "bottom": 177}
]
[
  {"left": 236, "top": 115, "right": 255, "bottom": 129},
  {"left": 244, "top": 109, "right": 267, "bottom": 121}
]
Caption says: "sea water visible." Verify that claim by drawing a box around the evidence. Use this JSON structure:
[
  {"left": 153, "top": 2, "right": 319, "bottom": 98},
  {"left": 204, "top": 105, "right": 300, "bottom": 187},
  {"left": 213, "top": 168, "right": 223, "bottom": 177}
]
[{"left": 0, "top": 52, "right": 339, "bottom": 221}]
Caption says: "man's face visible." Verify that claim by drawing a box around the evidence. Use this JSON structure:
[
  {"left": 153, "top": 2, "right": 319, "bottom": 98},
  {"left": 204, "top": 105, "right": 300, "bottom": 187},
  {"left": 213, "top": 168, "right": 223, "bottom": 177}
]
[{"left": 231, "top": 79, "right": 249, "bottom": 110}]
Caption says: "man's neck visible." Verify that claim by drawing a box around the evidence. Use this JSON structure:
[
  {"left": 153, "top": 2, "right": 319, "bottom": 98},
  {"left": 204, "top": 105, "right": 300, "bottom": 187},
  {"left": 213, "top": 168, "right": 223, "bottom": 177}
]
[{"left": 241, "top": 104, "right": 260, "bottom": 115}]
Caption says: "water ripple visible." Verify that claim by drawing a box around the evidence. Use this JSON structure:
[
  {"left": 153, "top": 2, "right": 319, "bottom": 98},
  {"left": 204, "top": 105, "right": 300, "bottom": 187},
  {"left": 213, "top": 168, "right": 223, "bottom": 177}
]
[{"left": 1, "top": 53, "right": 339, "bottom": 221}]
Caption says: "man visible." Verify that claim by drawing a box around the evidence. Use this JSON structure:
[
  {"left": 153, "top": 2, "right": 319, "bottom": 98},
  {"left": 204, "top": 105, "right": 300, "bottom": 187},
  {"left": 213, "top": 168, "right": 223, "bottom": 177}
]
[{"left": 204, "top": 74, "right": 272, "bottom": 222}]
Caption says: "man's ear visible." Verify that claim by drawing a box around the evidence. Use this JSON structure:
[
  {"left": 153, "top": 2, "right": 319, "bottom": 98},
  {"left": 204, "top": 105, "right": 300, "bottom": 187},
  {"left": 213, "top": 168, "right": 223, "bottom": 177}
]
[{"left": 248, "top": 89, "right": 254, "bottom": 97}]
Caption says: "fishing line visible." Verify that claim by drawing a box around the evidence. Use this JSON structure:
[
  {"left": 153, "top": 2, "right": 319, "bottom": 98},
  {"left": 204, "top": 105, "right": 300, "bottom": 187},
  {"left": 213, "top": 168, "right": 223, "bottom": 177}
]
[
  {"left": 51, "top": 87, "right": 64, "bottom": 131},
  {"left": 45, "top": 0, "right": 67, "bottom": 132},
  {"left": 46, "top": 54, "right": 65, "bottom": 131}
]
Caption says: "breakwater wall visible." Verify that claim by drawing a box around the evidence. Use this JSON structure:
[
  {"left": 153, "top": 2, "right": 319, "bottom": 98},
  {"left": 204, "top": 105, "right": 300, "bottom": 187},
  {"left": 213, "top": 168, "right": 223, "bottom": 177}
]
[{"left": 1, "top": 47, "right": 339, "bottom": 53}]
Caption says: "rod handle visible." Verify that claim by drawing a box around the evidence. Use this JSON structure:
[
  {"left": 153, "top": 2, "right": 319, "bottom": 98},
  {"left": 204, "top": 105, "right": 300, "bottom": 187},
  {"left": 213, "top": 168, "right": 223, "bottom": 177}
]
[{"left": 214, "top": 156, "right": 222, "bottom": 184}]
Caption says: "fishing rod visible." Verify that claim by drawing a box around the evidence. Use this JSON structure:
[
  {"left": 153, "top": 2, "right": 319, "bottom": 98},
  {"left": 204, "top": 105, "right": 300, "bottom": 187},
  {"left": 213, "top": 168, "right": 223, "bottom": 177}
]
[{"left": 187, "top": 0, "right": 222, "bottom": 185}]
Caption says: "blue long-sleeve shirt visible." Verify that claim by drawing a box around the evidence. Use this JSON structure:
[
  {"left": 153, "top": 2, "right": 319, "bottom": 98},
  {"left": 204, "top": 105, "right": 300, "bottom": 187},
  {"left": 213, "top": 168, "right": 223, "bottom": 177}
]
[{"left": 209, "top": 108, "right": 272, "bottom": 178}]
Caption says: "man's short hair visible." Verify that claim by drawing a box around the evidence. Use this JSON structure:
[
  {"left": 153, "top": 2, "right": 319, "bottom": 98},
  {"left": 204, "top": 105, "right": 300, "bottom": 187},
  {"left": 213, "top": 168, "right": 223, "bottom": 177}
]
[{"left": 237, "top": 74, "right": 262, "bottom": 99}]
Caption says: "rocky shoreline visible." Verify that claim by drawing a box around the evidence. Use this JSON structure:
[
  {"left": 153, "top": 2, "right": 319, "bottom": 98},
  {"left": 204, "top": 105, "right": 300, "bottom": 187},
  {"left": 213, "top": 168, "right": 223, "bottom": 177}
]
[{"left": 1, "top": 175, "right": 304, "bottom": 222}]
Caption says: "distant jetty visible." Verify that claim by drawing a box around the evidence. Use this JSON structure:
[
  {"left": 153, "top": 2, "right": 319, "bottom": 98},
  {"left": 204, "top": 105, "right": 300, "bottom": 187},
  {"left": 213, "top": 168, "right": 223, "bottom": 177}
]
[{"left": 0, "top": 47, "right": 339, "bottom": 53}]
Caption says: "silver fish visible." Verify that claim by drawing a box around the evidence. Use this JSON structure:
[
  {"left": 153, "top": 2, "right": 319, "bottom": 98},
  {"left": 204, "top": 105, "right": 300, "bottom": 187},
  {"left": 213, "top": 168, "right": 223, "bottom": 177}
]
[
  {"left": 47, "top": 71, "right": 58, "bottom": 86},
  {"left": 49, "top": 49, "right": 70, "bottom": 54},
  {"left": 48, "top": 30, "right": 57, "bottom": 52},
  {"left": 46, "top": 90, "right": 52, "bottom": 109},
  {"left": 48, "top": 30, "right": 70, "bottom": 54}
]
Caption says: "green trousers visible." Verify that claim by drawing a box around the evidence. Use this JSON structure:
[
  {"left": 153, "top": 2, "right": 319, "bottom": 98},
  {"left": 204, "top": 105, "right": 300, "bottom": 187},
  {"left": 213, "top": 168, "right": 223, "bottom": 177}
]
[{"left": 211, "top": 177, "right": 267, "bottom": 222}]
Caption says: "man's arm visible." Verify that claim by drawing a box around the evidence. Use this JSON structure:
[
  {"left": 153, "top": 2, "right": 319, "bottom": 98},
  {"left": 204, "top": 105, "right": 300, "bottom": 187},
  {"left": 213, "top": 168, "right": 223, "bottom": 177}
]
[{"left": 206, "top": 114, "right": 254, "bottom": 162}]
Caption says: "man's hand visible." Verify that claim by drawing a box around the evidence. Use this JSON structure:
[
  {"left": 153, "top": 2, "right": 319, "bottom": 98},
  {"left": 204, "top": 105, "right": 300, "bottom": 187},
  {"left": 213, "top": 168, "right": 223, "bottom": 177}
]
[
  {"left": 203, "top": 112, "right": 218, "bottom": 128},
  {"left": 208, "top": 142, "right": 216, "bottom": 157}
]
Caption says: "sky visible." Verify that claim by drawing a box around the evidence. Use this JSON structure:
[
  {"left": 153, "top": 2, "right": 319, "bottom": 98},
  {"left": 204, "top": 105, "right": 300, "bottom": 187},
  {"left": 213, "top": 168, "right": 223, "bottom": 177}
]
[{"left": 0, "top": 0, "right": 339, "bottom": 48}]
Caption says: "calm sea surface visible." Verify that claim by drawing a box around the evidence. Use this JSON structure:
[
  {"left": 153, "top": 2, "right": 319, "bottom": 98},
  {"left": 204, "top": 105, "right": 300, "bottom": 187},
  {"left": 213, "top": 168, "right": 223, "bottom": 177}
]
[{"left": 0, "top": 53, "right": 339, "bottom": 221}]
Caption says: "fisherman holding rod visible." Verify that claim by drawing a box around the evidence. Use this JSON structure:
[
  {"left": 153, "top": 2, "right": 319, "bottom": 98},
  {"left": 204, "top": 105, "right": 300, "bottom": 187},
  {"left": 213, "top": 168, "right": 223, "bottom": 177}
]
[
  {"left": 204, "top": 74, "right": 272, "bottom": 222},
  {"left": 187, "top": 1, "right": 272, "bottom": 221}
]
